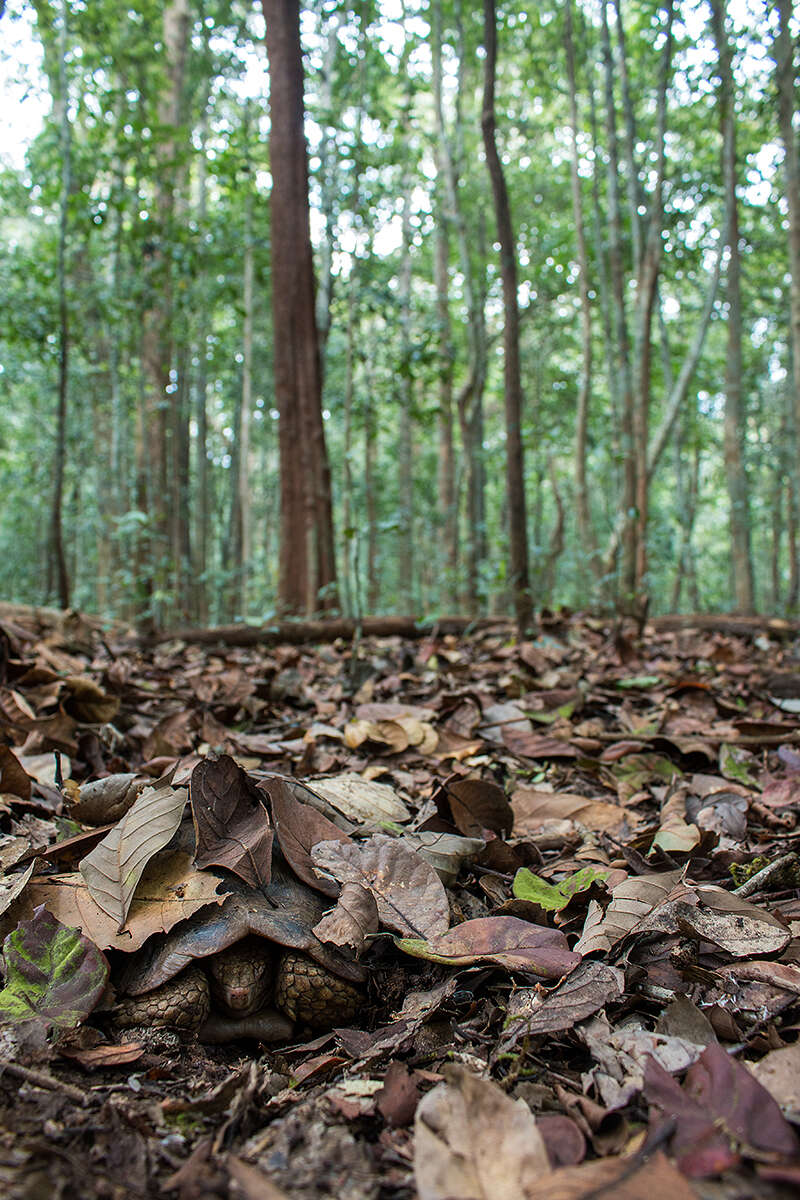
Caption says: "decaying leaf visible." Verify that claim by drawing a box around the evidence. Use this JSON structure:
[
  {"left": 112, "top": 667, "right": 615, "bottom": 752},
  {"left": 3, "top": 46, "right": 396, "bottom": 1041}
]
[
  {"left": 650, "top": 786, "right": 701, "bottom": 854},
  {"left": 500, "top": 961, "right": 624, "bottom": 1045},
  {"left": 573, "top": 870, "right": 683, "bottom": 956},
  {"left": 79, "top": 781, "right": 188, "bottom": 930},
  {"left": 0, "top": 745, "right": 31, "bottom": 802},
  {"left": 0, "top": 905, "right": 109, "bottom": 1029},
  {"left": 7, "top": 852, "right": 224, "bottom": 951},
  {"left": 309, "top": 774, "right": 412, "bottom": 825},
  {"left": 190, "top": 755, "right": 272, "bottom": 888},
  {"left": 402, "top": 830, "right": 485, "bottom": 886},
  {"left": 414, "top": 1065, "right": 549, "bottom": 1200},
  {"left": 644, "top": 1041, "right": 800, "bottom": 1176},
  {"left": 442, "top": 777, "right": 513, "bottom": 837},
  {"left": 312, "top": 833, "right": 450, "bottom": 938},
  {"left": 512, "top": 787, "right": 636, "bottom": 839},
  {"left": 396, "top": 915, "right": 581, "bottom": 978},
  {"left": 263, "top": 775, "right": 352, "bottom": 898},
  {"left": 64, "top": 772, "right": 152, "bottom": 825},
  {"left": 312, "top": 881, "right": 378, "bottom": 952},
  {"left": 0, "top": 862, "right": 35, "bottom": 919}
]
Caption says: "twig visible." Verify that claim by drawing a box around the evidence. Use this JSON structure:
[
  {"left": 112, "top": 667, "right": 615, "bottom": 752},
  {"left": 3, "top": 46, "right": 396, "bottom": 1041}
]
[{"left": 0, "top": 1058, "right": 90, "bottom": 1105}]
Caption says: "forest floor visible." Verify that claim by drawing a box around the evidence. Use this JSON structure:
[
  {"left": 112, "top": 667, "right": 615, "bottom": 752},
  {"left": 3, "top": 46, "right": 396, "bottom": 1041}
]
[{"left": 2, "top": 606, "right": 800, "bottom": 1198}]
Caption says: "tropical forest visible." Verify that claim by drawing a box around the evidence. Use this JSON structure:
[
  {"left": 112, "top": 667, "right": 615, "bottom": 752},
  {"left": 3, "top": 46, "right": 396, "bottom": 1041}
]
[{"left": 4, "top": 3, "right": 800, "bottom": 1199}]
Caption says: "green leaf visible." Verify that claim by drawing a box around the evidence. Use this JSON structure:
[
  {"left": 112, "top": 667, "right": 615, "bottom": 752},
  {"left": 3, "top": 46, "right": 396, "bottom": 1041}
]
[
  {"left": 615, "top": 675, "right": 661, "bottom": 690},
  {"left": 0, "top": 905, "right": 109, "bottom": 1029},
  {"left": 512, "top": 866, "right": 609, "bottom": 911}
]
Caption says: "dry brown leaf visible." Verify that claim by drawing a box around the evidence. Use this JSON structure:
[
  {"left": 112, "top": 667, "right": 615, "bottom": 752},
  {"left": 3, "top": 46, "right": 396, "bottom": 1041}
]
[
  {"left": 414, "top": 1065, "right": 549, "bottom": 1200},
  {"left": 190, "top": 755, "right": 273, "bottom": 889},
  {"left": 80, "top": 782, "right": 188, "bottom": 929},
  {"left": 512, "top": 788, "right": 636, "bottom": 839},
  {"left": 311, "top": 833, "right": 450, "bottom": 938},
  {"left": 501, "top": 961, "right": 624, "bottom": 1043},
  {"left": 312, "top": 881, "right": 378, "bottom": 952},
  {"left": 264, "top": 775, "right": 352, "bottom": 898},
  {"left": 573, "top": 870, "right": 683, "bottom": 956},
  {"left": 309, "top": 774, "right": 411, "bottom": 825},
  {"left": 651, "top": 786, "right": 701, "bottom": 854},
  {"left": 6, "top": 851, "right": 224, "bottom": 951}
]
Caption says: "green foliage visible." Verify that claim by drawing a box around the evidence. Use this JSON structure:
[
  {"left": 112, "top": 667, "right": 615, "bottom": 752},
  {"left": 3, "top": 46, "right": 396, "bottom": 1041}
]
[{"left": 0, "top": 0, "right": 794, "bottom": 620}]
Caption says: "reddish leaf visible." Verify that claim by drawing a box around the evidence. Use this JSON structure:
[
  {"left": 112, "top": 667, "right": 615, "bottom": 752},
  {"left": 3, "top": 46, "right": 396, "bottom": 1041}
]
[
  {"left": 644, "top": 1041, "right": 800, "bottom": 1177},
  {"left": 396, "top": 916, "right": 581, "bottom": 978}
]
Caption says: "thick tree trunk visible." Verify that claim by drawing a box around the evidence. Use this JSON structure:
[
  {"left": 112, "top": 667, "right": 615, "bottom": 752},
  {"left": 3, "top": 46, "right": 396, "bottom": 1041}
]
[
  {"left": 711, "top": 0, "right": 754, "bottom": 613},
  {"left": 481, "top": 0, "right": 532, "bottom": 631},
  {"left": 262, "top": 0, "right": 337, "bottom": 615}
]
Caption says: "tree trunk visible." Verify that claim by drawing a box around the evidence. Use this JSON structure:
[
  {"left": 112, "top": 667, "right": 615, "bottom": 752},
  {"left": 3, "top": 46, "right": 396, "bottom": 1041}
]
[
  {"left": 398, "top": 174, "right": 415, "bottom": 612},
  {"left": 49, "top": 0, "right": 71, "bottom": 610},
  {"left": 481, "top": 0, "right": 532, "bottom": 630},
  {"left": 563, "top": 0, "right": 596, "bottom": 584},
  {"left": 262, "top": 0, "right": 337, "bottom": 615},
  {"left": 600, "top": 1, "right": 636, "bottom": 602},
  {"left": 431, "top": 0, "right": 457, "bottom": 606},
  {"left": 711, "top": 0, "right": 754, "bottom": 613},
  {"left": 138, "top": 0, "right": 190, "bottom": 629},
  {"left": 774, "top": 0, "right": 800, "bottom": 605}
]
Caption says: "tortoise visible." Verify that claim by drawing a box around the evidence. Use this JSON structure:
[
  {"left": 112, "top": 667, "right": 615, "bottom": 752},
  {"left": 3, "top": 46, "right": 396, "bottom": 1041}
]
[{"left": 112, "top": 854, "right": 366, "bottom": 1042}]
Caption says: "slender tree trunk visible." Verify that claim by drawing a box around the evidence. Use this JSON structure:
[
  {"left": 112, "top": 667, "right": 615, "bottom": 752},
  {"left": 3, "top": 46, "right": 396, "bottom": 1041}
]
[
  {"left": 49, "top": 0, "right": 71, "bottom": 609},
  {"left": 711, "top": 0, "right": 754, "bottom": 613},
  {"left": 481, "top": 0, "right": 532, "bottom": 630},
  {"left": 235, "top": 174, "right": 255, "bottom": 618},
  {"left": 433, "top": 0, "right": 487, "bottom": 613},
  {"left": 193, "top": 107, "right": 210, "bottom": 625},
  {"left": 398, "top": 173, "right": 415, "bottom": 612},
  {"left": 600, "top": 1, "right": 636, "bottom": 601},
  {"left": 563, "top": 0, "right": 597, "bottom": 583},
  {"left": 431, "top": 0, "right": 457, "bottom": 605},
  {"left": 139, "top": 0, "right": 190, "bottom": 629},
  {"left": 631, "top": 1, "right": 673, "bottom": 592},
  {"left": 262, "top": 0, "right": 337, "bottom": 614},
  {"left": 774, "top": 0, "right": 800, "bottom": 604}
]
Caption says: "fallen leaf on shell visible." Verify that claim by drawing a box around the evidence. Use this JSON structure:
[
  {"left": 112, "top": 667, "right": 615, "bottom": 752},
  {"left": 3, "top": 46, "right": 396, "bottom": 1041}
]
[
  {"left": 64, "top": 772, "right": 151, "bottom": 825},
  {"left": 80, "top": 782, "right": 189, "bottom": 929},
  {"left": 414, "top": 1064, "right": 549, "bottom": 1200},
  {"left": 312, "top": 834, "right": 449, "bottom": 938},
  {"left": 396, "top": 915, "right": 581, "bottom": 978},
  {"left": 8, "top": 851, "right": 224, "bottom": 951},
  {"left": 312, "top": 881, "right": 378, "bottom": 952},
  {"left": 264, "top": 775, "right": 352, "bottom": 897},
  {"left": 190, "top": 754, "right": 272, "bottom": 889}
]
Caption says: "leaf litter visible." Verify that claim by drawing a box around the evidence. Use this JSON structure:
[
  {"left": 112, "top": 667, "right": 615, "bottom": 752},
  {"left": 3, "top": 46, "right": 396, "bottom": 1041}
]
[{"left": 1, "top": 607, "right": 800, "bottom": 1196}]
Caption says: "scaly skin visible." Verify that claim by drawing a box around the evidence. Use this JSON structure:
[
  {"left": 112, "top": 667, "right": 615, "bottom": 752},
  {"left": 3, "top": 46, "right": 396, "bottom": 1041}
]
[{"left": 113, "top": 942, "right": 363, "bottom": 1035}]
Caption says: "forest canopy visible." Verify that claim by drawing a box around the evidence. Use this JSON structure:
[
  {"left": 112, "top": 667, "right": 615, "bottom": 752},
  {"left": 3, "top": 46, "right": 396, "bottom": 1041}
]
[{"left": 0, "top": 0, "right": 797, "bottom": 627}]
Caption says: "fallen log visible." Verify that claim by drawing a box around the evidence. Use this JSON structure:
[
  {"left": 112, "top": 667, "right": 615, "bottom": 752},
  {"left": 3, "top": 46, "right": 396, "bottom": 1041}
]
[{"left": 147, "top": 615, "right": 512, "bottom": 647}]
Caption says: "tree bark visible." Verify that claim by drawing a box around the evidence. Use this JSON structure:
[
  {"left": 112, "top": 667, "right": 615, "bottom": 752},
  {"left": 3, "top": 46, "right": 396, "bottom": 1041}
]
[
  {"left": 481, "top": 0, "right": 532, "bottom": 630},
  {"left": 49, "top": 0, "right": 71, "bottom": 610},
  {"left": 711, "top": 0, "right": 754, "bottom": 613},
  {"left": 262, "top": 0, "right": 337, "bottom": 615},
  {"left": 774, "top": 0, "right": 800, "bottom": 607},
  {"left": 563, "top": 0, "right": 597, "bottom": 583}
]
